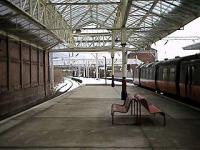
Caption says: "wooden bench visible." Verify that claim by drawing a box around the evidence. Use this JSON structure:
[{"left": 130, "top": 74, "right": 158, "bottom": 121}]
[
  {"left": 134, "top": 94, "right": 166, "bottom": 126},
  {"left": 111, "top": 95, "right": 135, "bottom": 125}
]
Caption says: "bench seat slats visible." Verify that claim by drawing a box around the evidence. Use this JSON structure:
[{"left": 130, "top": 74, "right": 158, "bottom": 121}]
[
  {"left": 134, "top": 94, "right": 166, "bottom": 126},
  {"left": 111, "top": 95, "right": 135, "bottom": 125},
  {"left": 149, "top": 105, "right": 162, "bottom": 113},
  {"left": 111, "top": 94, "right": 166, "bottom": 126},
  {"left": 111, "top": 104, "right": 127, "bottom": 113}
]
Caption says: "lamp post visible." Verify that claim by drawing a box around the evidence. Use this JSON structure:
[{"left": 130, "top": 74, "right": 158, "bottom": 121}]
[
  {"left": 103, "top": 56, "right": 107, "bottom": 84},
  {"left": 121, "top": 28, "right": 127, "bottom": 100},
  {"left": 50, "top": 52, "right": 54, "bottom": 90}
]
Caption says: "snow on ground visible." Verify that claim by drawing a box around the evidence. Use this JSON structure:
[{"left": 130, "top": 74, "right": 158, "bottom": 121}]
[
  {"left": 77, "top": 77, "right": 133, "bottom": 86},
  {"left": 69, "top": 78, "right": 80, "bottom": 91},
  {"left": 54, "top": 77, "right": 80, "bottom": 92},
  {"left": 55, "top": 77, "right": 134, "bottom": 93}
]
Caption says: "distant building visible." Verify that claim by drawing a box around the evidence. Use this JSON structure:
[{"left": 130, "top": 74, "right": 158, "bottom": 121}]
[{"left": 128, "top": 48, "right": 158, "bottom": 71}]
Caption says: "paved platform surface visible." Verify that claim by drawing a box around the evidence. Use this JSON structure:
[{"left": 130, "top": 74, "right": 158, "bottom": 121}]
[{"left": 0, "top": 85, "right": 200, "bottom": 149}]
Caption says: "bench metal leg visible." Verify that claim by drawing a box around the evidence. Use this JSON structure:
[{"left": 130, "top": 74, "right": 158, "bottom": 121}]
[
  {"left": 159, "top": 112, "right": 166, "bottom": 126},
  {"left": 163, "top": 113, "right": 166, "bottom": 126},
  {"left": 131, "top": 101, "right": 133, "bottom": 115},
  {"left": 139, "top": 102, "right": 141, "bottom": 124},
  {"left": 112, "top": 114, "right": 114, "bottom": 125},
  {"left": 136, "top": 101, "right": 139, "bottom": 124},
  {"left": 134, "top": 101, "right": 136, "bottom": 116}
]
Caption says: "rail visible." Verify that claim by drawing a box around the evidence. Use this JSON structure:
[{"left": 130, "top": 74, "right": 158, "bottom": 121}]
[{"left": 55, "top": 80, "right": 74, "bottom": 94}]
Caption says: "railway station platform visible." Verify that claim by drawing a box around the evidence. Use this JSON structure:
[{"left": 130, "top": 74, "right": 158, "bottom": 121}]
[{"left": 0, "top": 85, "right": 200, "bottom": 149}]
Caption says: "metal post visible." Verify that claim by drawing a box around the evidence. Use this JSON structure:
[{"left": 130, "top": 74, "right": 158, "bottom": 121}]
[
  {"left": 87, "top": 60, "right": 90, "bottom": 78},
  {"left": 49, "top": 52, "right": 54, "bottom": 90},
  {"left": 68, "top": 53, "right": 71, "bottom": 76},
  {"left": 83, "top": 65, "right": 86, "bottom": 78},
  {"left": 121, "top": 44, "right": 127, "bottom": 100},
  {"left": 121, "top": 27, "right": 127, "bottom": 100},
  {"left": 111, "top": 31, "right": 115, "bottom": 87},
  {"left": 78, "top": 64, "right": 80, "bottom": 77},
  {"left": 96, "top": 53, "right": 98, "bottom": 79},
  {"left": 111, "top": 52, "right": 115, "bottom": 87},
  {"left": 86, "top": 60, "right": 88, "bottom": 78},
  {"left": 103, "top": 56, "right": 107, "bottom": 84}
]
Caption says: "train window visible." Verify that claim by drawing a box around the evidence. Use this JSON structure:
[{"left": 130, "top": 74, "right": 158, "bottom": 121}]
[
  {"left": 169, "top": 68, "right": 175, "bottom": 81},
  {"left": 179, "top": 64, "right": 186, "bottom": 83},
  {"left": 149, "top": 69, "right": 152, "bottom": 79},
  {"left": 147, "top": 69, "right": 149, "bottom": 79},
  {"left": 191, "top": 65, "right": 199, "bottom": 85},
  {"left": 136, "top": 70, "right": 138, "bottom": 78},
  {"left": 145, "top": 69, "right": 147, "bottom": 79},
  {"left": 142, "top": 69, "right": 144, "bottom": 78},
  {"left": 141, "top": 69, "right": 144, "bottom": 78},
  {"left": 153, "top": 69, "right": 155, "bottom": 79},
  {"left": 159, "top": 68, "right": 163, "bottom": 80},
  {"left": 134, "top": 70, "right": 137, "bottom": 78},
  {"left": 163, "top": 68, "right": 168, "bottom": 80},
  {"left": 195, "top": 63, "right": 200, "bottom": 85}
]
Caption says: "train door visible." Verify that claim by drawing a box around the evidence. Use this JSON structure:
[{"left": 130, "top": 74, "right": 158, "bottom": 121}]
[
  {"left": 186, "top": 60, "right": 200, "bottom": 104},
  {"left": 185, "top": 65, "right": 193, "bottom": 98},
  {"left": 189, "top": 65, "right": 198, "bottom": 101}
]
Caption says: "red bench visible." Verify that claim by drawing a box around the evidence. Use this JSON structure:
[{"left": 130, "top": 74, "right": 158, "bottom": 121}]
[
  {"left": 134, "top": 94, "right": 166, "bottom": 126},
  {"left": 111, "top": 95, "right": 135, "bottom": 125}
]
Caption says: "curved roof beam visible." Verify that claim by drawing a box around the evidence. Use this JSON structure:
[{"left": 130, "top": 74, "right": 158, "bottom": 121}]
[{"left": 2, "top": 0, "right": 73, "bottom": 45}]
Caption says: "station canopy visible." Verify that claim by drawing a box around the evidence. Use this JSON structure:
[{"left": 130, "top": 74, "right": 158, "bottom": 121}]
[{"left": 1, "top": 0, "right": 200, "bottom": 51}]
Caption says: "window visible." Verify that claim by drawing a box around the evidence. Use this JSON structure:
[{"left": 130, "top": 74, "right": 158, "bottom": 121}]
[
  {"left": 169, "top": 67, "right": 175, "bottom": 81},
  {"left": 159, "top": 68, "right": 163, "bottom": 80},
  {"left": 163, "top": 68, "right": 168, "bottom": 81},
  {"left": 191, "top": 65, "right": 197, "bottom": 84},
  {"left": 149, "top": 69, "right": 153, "bottom": 79}
]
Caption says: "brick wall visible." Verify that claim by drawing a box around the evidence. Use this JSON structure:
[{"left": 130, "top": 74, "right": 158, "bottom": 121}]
[{"left": 128, "top": 49, "right": 157, "bottom": 70}]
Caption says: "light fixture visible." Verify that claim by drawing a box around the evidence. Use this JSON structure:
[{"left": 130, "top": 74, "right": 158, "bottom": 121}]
[
  {"left": 75, "top": 29, "right": 81, "bottom": 34},
  {"left": 115, "top": 37, "right": 120, "bottom": 43}
]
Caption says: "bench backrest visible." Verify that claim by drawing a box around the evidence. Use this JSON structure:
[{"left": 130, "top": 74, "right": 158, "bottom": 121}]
[
  {"left": 124, "top": 95, "right": 134, "bottom": 110},
  {"left": 134, "top": 94, "right": 150, "bottom": 111}
]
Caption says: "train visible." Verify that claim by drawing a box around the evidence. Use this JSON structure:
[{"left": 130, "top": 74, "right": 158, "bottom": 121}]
[{"left": 133, "top": 53, "right": 200, "bottom": 106}]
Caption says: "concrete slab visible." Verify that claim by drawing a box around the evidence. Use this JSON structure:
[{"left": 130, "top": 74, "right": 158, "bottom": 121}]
[
  {"left": 0, "top": 85, "right": 200, "bottom": 149},
  {"left": 68, "top": 86, "right": 121, "bottom": 99}
]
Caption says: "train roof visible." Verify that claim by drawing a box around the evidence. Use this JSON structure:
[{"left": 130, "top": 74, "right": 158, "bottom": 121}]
[
  {"left": 134, "top": 53, "right": 200, "bottom": 69},
  {"left": 158, "top": 57, "right": 182, "bottom": 65},
  {"left": 157, "top": 53, "right": 200, "bottom": 66},
  {"left": 140, "top": 63, "right": 147, "bottom": 68},
  {"left": 181, "top": 53, "right": 200, "bottom": 60}
]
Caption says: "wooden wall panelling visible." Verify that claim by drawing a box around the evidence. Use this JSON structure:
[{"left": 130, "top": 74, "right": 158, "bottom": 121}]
[
  {"left": 22, "top": 43, "right": 30, "bottom": 88},
  {"left": 30, "top": 45, "right": 32, "bottom": 87},
  {"left": 0, "top": 35, "right": 8, "bottom": 93},
  {"left": 31, "top": 47, "right": 38, "bottom": 86},
  {"left": 43, "top": 51, "right": 46, "bottom": 96},
  {"left": 39, "top": 51, "right": 44, "bottom": 85},
  {"left": 37, "top": 49, "right": 39, "bottom": 85},
  {"left": 8, "top": 38, "right": 21, "bottom": 91},
  {"left": 47, "top": 52, "right": 50, "bottom": 83},
  {"left": 20, "top": 41, "right": 23, "bottom": 88}
]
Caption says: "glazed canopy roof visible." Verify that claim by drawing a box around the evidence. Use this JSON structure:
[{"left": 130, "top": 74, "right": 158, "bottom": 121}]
[{"left": 1, "top": 0, "right": 200, "bottom": 51}]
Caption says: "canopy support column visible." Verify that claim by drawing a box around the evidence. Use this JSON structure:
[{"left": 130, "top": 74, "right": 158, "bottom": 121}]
[
  {"left": 96, "top": 53, "right": 99, "bottom": 79},
  {"left": 111, "top": 51, "right": 115, "bottom": 87},
  {"left": 121, "top": 28, "right": 127, "bottom": 100},
  {"left": 49, "top": 52, "right": 54, "bottom": 91}
]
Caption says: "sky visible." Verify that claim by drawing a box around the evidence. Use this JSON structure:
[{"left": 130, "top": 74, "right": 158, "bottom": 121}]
[
  {"left": 54, "top": 17, "right": 200, "bottom": 61},
  {"left": 151, "top": 17, "right": 200, "bottom": 60}
]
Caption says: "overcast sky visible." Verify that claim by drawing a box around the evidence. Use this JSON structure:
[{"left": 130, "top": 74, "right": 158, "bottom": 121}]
[{"left": 151, "top": 17, "right": 200, "bottom": 60}]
